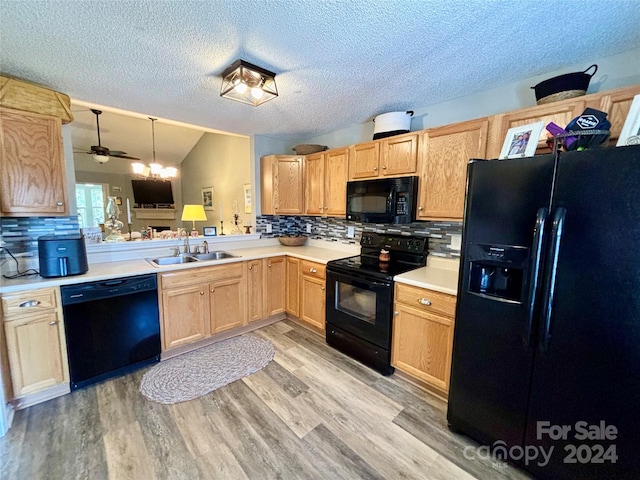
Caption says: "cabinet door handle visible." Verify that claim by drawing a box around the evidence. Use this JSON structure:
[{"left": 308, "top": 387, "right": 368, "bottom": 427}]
[
  {"left": 321, "top": 286, "right": 325, "bottom": 291},
  {"left": 373, "top": 166, "right": 378, "bottom": 171},
  {"left": 382, "top": 165, "right": 387, "bottom": 170},
  {"left": 418, "top": 206, "right": 424, "bottom": 211},
  {"left": 268, "top": 264, "right": 272, "bottom": 268},
  {"left": 19, "top": 300, "right": 41, "bottom": 308},
  {"left": 418, "top": 298, "right": 432, "bottom": 306},
  {"left": 248, "top": 265, "right": 253, "bottom": 270},
  {"left": 200, "top": 291, "right": 205, "bottom": 295},
  {"left": 49, "top": 321, "right": 57, "bottom": 326},
  {"left": 210, "top": 289, "right": 215, "bottom": 293},
  {"left": 57, "top": 201, "right": 63, "bottom": 206},
  {"left": 310, "top": 268, "right": 317, "bottom": 273},
  {"left": 394, "top": 311, "right": 399, "bottom": 315}
]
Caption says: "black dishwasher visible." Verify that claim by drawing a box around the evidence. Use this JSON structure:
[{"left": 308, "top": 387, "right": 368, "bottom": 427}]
[{"left": 61, "top": 274, "right": 161, "bottom": 390}]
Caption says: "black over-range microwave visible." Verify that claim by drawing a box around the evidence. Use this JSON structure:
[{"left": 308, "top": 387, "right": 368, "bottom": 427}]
[{"left": 346, "top": 175, "right": 418, "bottom": 224}]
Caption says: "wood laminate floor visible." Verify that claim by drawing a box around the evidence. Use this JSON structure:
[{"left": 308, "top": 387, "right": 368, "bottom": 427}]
[{"left": 0, "top": 320, "right": 532, "bottom": 480}]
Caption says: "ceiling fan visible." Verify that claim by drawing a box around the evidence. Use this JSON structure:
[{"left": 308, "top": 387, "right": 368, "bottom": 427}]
[{"left": 74, "top": 109, "right": 140, "bottom": 164}]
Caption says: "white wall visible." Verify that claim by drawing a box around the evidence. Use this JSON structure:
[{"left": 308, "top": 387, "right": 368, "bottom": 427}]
[
  {"left": 300, "top": 47, "right": 640, "bottom": 148},
  {"left": 181, "top": 133, "right": 252, "bottom": 233}
]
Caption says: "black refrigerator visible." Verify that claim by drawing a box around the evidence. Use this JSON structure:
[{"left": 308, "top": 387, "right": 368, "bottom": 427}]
[{"left": 447, "top": 145, "right": 640, "bottom": 480}]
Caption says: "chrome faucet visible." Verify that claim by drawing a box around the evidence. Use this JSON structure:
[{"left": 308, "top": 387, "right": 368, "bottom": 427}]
[
  {"left": 202, "top": 240, "right": 209, "bottom": 254},
  {"left": 179, "top": 228, "right": 190, "bottom": 254}
]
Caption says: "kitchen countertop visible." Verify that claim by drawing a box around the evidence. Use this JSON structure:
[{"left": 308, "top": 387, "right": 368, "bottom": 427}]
[
  {"left": 0, "top": 239, "right": 460, "bottom": 295},
  {"left": 393, "top": 256, "right": 460, "bottom": 295},
  {"left": 0, "top": 240, "right": 358, "bottom": 294}
]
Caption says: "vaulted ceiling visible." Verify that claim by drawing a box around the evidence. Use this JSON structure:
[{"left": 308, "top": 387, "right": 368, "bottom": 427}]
[{"left": 2, "top": 0, "right": 640, "bottom": 144}]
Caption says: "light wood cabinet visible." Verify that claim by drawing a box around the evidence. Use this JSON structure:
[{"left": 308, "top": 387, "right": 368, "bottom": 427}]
[
  {"left": 265, "top": 256, "right": 286, "bottom": 317},
  {"left": 417, "top": 118, "right": 488, "bottom": 221},
  {"left": 260, "top": 155, "right": 304, "bottom": 215},
  {"left": 285, "top": 256, "right": 300, "bottom": 317},
  {"left": 246, "top": 256, "right": 285, "bottom": 322},
  {"left": 348, "top": 133, "right": 418, "bottom": 180},
  {"left": 304, "top": 147, "right": 349, "bottom": 216},
  {"left": 161, "top": 283, "right": 209, "bottom": 349},
  {"left": 0, "top": 107, "right": 68, "bottom": 216},
  {"left": 380, "top": 133, "right": 418, "bottom": 176},
  {"left": 594, "top": 85, "right": 640, "bottom": 144},
  {"left": 246, "top": 259, "right": 264, "bottom": 323},
  {"left": 2, "top": 287, "right": 69, "bottom": 398},
  {"left": 159, "top": 263, "right": 246, "bottom": 351},
  {"left": 299, "top": 260, "right": 326, "bottom": 331},
  {"left": 392, "top": 283, "right": 456, "bottom": 395}
]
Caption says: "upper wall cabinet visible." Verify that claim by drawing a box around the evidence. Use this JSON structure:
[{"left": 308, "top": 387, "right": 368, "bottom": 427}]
[
  {"left": 348, "top": 132, "right": 418, "bottom": 180},
  {"left": 260, "top": 155, "right": 304, "bottom": 215},
  {"left": 593, "top": 85, "right": 640, "bottom": 144},
  {"left": 0, "top": 107, "right": 68, "bottom": 216},
  {"left": 304, "top": 147, "right": 349, "bottom": 216},
  {"left": 417, "top": 118, "right": 488, "bottom": 221}
]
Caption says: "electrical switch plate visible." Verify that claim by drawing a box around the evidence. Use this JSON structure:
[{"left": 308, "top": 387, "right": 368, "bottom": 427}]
[
  {"left": 449, "top": 234, "right": 462, "bottom": 250},
  {"left": 347, "top": 226, "right": 355, "bottom": 238},
  {"left": 266, "top": 223, "right": 272, "bottom": 233},
  {"left": 306, "top": 223, "right": 312, "bottom": 234}
]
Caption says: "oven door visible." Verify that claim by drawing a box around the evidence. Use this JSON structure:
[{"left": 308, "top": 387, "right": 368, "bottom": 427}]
[{"left": 326, "top": 268, "right": 393, "bottom": 349}]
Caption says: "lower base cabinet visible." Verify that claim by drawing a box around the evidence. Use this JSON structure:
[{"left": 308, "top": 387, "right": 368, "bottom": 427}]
[
  {"left": 299, "top": 260, "right": 326, "bottom": 331},
  {"left": 247, "top": 256, "right": 286, "bottom": 323},
  {"left": 2, "top": 287, "right": 69, "bottom": 398},
  {"left": 392, "top": 283, "right": 456, "bottom": 395},
  {"left": 285, "top": 257, "right": 300, "bottom": 317},
  {"left": 160, "top": 263, "right": 246, "bottom": 351}
]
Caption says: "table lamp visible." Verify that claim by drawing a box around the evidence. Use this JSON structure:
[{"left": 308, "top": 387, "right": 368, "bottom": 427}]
[{"left": 181, "top": 204, "right": 207, "bottom": 236}]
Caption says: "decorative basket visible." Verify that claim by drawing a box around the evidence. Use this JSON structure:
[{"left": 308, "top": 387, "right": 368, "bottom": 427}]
[
  {"left": 292, "top": 144, "right": 328, "bottom": 155},
  {"left": 278, "top": 236, "right": 308, "bottom": 246},
  {"left": 0, "top": 75, "right": 73, "bottom": 123}
]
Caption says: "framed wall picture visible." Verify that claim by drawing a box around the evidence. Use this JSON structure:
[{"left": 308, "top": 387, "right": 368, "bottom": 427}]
[
  {"left": 201, "top": 186, "right": 214, "bottom": 210},
  {"left": 243, "top": 183, "right": 252, "bottom": 214},
  {"left": 499, "top": 121, "right": 545, "bottom": 159},
  {"left": 203, "top": 226, "right": 217, "bottom": 236},
  {"left": 617, "top": 94, "right": 640, "bottom": 147}
]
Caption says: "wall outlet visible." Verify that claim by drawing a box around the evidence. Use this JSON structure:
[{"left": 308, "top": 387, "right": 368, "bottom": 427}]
[
  {"left": 266, "top": 223, "right": 272, "bottom": 233},
  {"left": 347, "top": 226, "right": 355, "bottom": 238},
  {"left": 449, "top": 234, "right": 462, "bottom": 250},
  {"left": 306, "top": 223, "right": 312, "bottom": 234}
]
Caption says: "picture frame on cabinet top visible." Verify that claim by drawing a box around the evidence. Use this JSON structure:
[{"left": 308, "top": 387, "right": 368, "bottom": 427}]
[
  {"left": 499, "top": 121, "right": 545, "bottom": 159},
  {"left": 617, "top": 94, "right": 640, "bottom": 147}
]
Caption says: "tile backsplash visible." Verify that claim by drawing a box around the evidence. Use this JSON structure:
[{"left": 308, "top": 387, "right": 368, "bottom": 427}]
[
  {"left": 1, "top": 216, "right": 80, "bottom": 255},
  {"left": 256, "top": 215, "right": 462, "bottom": 257}
]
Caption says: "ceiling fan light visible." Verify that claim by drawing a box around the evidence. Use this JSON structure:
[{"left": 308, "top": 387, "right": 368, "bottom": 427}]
[
  {"left": 92, "top": 153, "right": 109, "bottom": 164},
  {"left": 220, "top": 59, "right": 277, "bottom": 106}
]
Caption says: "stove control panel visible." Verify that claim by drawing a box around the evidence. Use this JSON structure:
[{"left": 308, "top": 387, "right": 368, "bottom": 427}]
[{"left": 360, "top": 232, "right": 427, "bottom": 254}]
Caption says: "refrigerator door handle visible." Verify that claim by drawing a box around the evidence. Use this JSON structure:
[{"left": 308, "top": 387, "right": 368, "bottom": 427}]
[
  {"left": 523, "top": 207, "right": 548, "bottom": 348},
  {"left": 539, "top": 207, "right": 566, "bottom": 352}
]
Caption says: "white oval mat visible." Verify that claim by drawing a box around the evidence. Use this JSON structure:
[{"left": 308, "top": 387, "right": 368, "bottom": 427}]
[{"left": 140, "top": 335, "right": 275, "bottom": 404}]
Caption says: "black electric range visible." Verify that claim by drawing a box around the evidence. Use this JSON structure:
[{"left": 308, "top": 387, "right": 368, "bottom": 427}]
[{"left": 325, "top": 232, "right": 428, "bottom": 374}]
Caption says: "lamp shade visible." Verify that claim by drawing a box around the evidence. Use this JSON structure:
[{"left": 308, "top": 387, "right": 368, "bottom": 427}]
[
  {"left": 181, "top": 204, "right": 207, "bottom": 222},
  {"left": 220, "top": 59, "right": 278, "bottom": 106}
]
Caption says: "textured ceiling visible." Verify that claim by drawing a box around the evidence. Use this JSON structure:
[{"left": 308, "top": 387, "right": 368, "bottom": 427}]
[{"left": 1, "top": 0, "right": 640, "bottom": 143}]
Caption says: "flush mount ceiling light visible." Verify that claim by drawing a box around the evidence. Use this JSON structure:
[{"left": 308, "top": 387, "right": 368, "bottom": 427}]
[
  {"left": 132, "top": 118, "right": 178, "bottom": 180},
  {"left": 220, "top": 59, "right": 278, "bottom": 106}
]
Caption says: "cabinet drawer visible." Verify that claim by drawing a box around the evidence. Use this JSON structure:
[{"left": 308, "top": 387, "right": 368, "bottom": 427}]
[
  {"left": 2, "top": 287, "right": 58, "bottom": 318},
  {"left": 161, "top": 262, "right": 244, "bottom": 289},
  {"left": 395, "top": 283, "right": 456, "bottom": 318},
  {"left": 301, "top": 260, "right": 325, "bottom": 280}
]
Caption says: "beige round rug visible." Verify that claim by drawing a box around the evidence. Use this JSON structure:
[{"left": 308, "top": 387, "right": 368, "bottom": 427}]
[{"left": 140, "top": 335, "right": 274, "bottom": 404}]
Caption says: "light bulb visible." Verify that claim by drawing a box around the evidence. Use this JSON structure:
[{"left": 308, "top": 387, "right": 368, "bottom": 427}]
[
  {"left": 251, "top": 87, "right": 264, "bottom": 100},
  {"left": 164, "top": 167, "right": 177, "bottom": 178},
  {"left": 149, "top": 163, "right": 163, "bottom": 175},
  {"left": 132, "top": 162, "right": 145, "bottom": 174},
  {"left": 234, "top": 82, "right": 248, "bottom": 94}
]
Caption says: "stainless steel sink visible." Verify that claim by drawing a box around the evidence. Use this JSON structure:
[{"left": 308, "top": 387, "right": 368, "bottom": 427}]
[
  {"left": 146, "top": 251, "right": 238, "bottom": 267},
  {"left": 192, "top": 251, "right": 237, "bottom": 261},
  {"left": 148, "top": 256, "right": 199, "bottom": 266}
]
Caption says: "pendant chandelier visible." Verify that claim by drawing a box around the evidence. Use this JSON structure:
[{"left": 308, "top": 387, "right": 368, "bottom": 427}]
[
  {"left": 132, "top": 118, "right": 177, "bottom": 180},
  {"left": 220, "top": 59, "right": 278, "bottom": 106}
]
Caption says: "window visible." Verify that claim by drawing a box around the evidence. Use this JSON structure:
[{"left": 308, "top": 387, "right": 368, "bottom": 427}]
[{"left": 75, "top": 183, "right": 108, "bottom": 228}]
